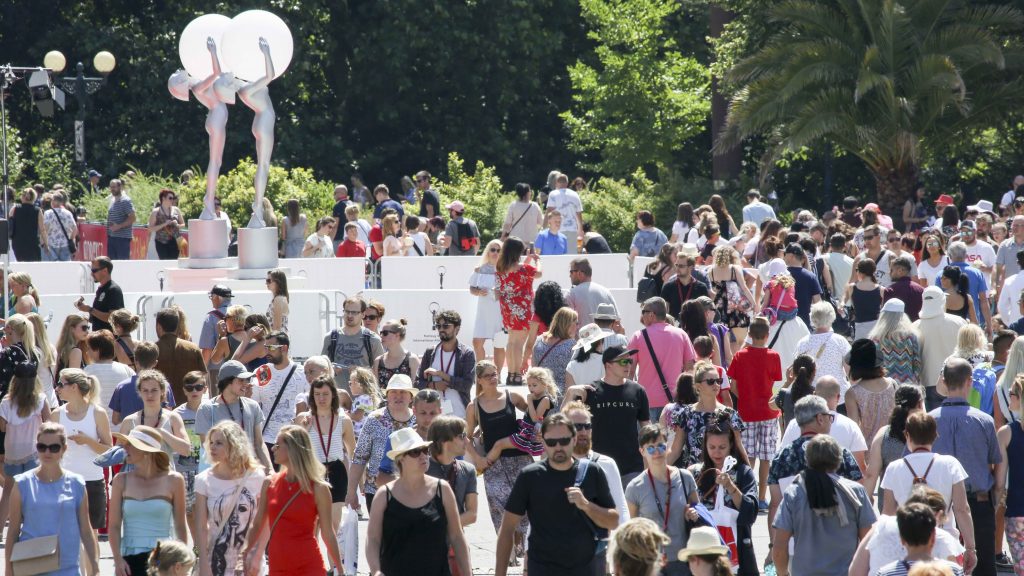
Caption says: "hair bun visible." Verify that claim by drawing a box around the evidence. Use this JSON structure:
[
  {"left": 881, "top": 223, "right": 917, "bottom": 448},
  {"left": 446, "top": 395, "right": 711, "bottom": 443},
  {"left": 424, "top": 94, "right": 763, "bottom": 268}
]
[{"left": 399, "top": 318, "right": 407, "bottom": 326}]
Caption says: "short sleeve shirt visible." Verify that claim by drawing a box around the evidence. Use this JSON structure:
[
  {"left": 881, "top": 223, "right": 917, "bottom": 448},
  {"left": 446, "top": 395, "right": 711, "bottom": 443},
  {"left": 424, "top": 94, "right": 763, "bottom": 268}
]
[
  {"left": 880, "top": 452, "right": 967, "bottom": 531},
  {"left": 252, "top": 362, "right": 309, "bottom": 443},
  {"left": 534, "top": 230, "right": 568, "bottom": 255},
  {"left": 997, "top": 238, "right": 1024, "bottom": 278},
  {"left": 546, "top": 189, "right": 584, "bottom": 232},
  {"left": 91, "top": 280, "right": 124, "bottom": 333},
  {"left": 625, "top": 468, "right": 698, "bottom": 561},
  {"left": 627, "top": 324, "right": 697, "bottom": 409},
  {"left": 426, "top": 459, "right": 478, "bottom": 514},
  {"left": 107, "top": 196, "right": 135, "bottom": 238},
  {"left": 727, "top": 347, "right": 782, "bottom": 422},
  {"left": 584, "top": 381, "right": 650, "bottom": 475},
  {"left": 768, "top": 434, "right": 863, "bottom": 488},
  {"left": 195, "top": 396, "right": 266, "bottom": 450},
  {"left": 788, "top": 266, "right": 822, "bottom": 327},
  {"left": 43, "top": 207, "right": 76, "bottom": 248},
  {"left": 419, "top": 189, "right": 440, "bottom": 217}
]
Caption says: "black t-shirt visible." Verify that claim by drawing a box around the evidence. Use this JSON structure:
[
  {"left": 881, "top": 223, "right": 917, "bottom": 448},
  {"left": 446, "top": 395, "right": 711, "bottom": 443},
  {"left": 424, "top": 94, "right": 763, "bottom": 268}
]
[
  {"left": 584, "top": 235, "right": 611, "bottom": 254},
  {"left": 584, "top": 381, "right": 650, "bottom": 475},
  {"left": 419, "top": 189, "right": 441, "bottom": 217},
  {"left": 660, "top": 277, "right": 711, "bottom": 321},
  {"left": 91, "top": 280, "right": 124, "bottom": 333},
  {"left": 332, "top": 200, "right": 352, "bottom": 241},
  {"left": 505, "top": 459, "right": 615, "bottom": 570}
]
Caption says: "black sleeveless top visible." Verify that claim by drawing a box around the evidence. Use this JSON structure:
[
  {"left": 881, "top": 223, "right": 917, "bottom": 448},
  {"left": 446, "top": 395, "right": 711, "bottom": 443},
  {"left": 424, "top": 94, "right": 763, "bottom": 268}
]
[
  {"left": 947, "top": 294, "right": 970, "bottom": 319},
  {"left": 11, "top": 203, "right": 40, "bottom": 261},
  {"left": 380, "top": 481, "right": 450, "bottom": 576},
  {"left": 478, "top": 394, "right": 520, "bottom": 458},
  {"left": 851, "top": 285, "right": 882, "bottom": 323},
  {"left": 378, "top": 352, "right": 412, "bottom": 388}
]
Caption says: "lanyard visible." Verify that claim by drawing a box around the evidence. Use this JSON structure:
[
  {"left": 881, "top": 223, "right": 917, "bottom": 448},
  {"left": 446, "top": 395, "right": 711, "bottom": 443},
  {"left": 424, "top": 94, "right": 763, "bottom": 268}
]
[
  {"left": 437, "top": 347, "right": 456, "bottom": 376},
  {"left": 677, "top": 279, "right": 694, "bottom": 307},
  {"left": 314, "top": 412, "right": 335, "bottom": 463},
  {"left": 221, "top": 395, "right": 244, "bottom": 432},
  {"left": 647, "top": 468, "right": 673, "bottom": 531}
]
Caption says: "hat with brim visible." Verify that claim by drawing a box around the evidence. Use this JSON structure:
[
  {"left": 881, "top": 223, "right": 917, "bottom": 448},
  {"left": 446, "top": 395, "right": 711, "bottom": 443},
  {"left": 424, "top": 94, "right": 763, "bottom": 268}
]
[
  {"left": 602, "top": 346, "right": 638, "bottom": 365},
  {"left": 765, "top": 258, "right": 788, "bottom": 279},
  {"left": 920, "top": 285, "right": 946, "bottom": 319},
  {"left": 677, "top": 526, "right": 729, "bottom": 561},
  {"left": 968, "top": 200, "right": 994, "bottom": 213},
  {"left": 113, "top": 426, "right": 164, "bottom": 454},
  {"left": 386, "top": 427, "right": 432, "bottom": 461},
  {"left": 573, "top": 323, "right": 613, "bottom": 351},
  {"left": 592, "top": 303, "right": 619, "bottom": 321},
  {"left": 218, "top": 360, "right": 254, "bottom": 382},
  {"left": 385, "top": 374, "right": 415, "bottom": 394},
  {"left": 845, "top": 338, "right": 882, "bottom": 370}
]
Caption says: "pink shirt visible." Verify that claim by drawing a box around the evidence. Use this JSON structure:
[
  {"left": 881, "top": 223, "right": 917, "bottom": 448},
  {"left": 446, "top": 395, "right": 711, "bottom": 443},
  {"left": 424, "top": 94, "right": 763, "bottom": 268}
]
[{"left": 627, "top": 323, "right": 697, "bottom": 408}]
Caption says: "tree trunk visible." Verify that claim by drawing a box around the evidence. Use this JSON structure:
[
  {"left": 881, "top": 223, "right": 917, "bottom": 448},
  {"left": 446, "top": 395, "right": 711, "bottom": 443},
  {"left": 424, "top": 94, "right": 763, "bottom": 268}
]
[
  {"left": 710, "top": 5, "right": 741, "bottom": 184},
  {"left": 873, "top": 164, "right": 919, "bottom": 228}
]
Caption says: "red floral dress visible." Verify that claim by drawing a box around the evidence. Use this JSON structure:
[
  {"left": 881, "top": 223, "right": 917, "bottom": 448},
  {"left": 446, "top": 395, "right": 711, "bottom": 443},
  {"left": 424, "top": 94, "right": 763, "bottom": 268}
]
[{"left": 495, "top": 264, "right": 537, "bottom": 331}]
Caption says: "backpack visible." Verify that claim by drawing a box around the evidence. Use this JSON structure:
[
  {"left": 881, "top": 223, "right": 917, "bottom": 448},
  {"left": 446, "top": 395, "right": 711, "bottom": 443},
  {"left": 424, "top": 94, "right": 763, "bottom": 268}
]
[
  {"left": 328, "top": 329, "right": 373, "bottom": 367},
  {"left": 969, "top": 364, "right": 997, "bottom": 415},
  {"left": 455, "top": 221, "right": 479, "bottom": 252},
  {"left": 636, "top": 267, "right": 662, "bottom": 303},
  {"left": 903, "top": 456, "right": 934, "bottom": 485}
]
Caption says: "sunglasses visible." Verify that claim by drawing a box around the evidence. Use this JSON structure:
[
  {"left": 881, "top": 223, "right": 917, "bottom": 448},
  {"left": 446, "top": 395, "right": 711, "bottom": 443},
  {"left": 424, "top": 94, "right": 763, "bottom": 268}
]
[
  {"left": 573, "top": 422, "right": 593, "bottom": 431},
  {"left": 55, "top": 380, "right": 69, "bottom": 389},
  {"left": 363, "top": 314, "right": 380, "bottom": 321},
  {"left": 644, "top": 443, "right": 668, "bottom": 455},
  {"left": 183, "top": 384, "right": 206, "bottom": 392},
  {"left": 862, "top": 235, "right": 876, "bottom": 241},
  {"left": 265, "top": 344, "right": 285, "bottom": 351},
  {"left": 36, "top": 443, "right": 62, "bottom": 454},
  {"left": 265, "top": 279, "right": 273, "bottom": 284},
  {"left": 544, "top": 437, "right": 573, "bottom": 447},
  {"left": 78, "top": 324, "right": 91, "bottom": 331},
  {"left": 90, "top": 267, "right": 102, "bottom": 273},
  {"left": 817, "top": 412, "right": 836, "bottom": 422},
  {"left": 888, "top": 237, "right": 900, "bottom": 242},
  {"left": 489, "top": 248, "right": 500, "bottom": 253},
  {"left": 402, "top": 446, "right": 430, "bottom": 458},
  {"left": 615, "top": 358, "right": 634, "bottom": 366},
  {"left": 700, "top": 377, "right": 723, "bottom": 386}
]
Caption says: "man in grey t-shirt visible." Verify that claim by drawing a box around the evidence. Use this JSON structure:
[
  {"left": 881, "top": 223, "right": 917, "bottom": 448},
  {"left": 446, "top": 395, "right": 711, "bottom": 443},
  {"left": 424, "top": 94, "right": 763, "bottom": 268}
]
[
  {"left": 195, "top": 360, "right": 273, "bottom": 470},
  {"left": 322, "top": 296, "right": 385, "bottom": 392},
  {"left": 566, "top": 257, "right": 618, "bottom": 330},
  {"left": 426, "top": 415, "right": 478, "bottom": 523}
]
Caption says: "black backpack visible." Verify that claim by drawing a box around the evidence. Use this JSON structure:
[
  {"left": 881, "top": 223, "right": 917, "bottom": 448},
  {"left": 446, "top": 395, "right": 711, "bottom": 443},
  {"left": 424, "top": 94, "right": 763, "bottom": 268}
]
[
  {"left": 636, "top": 267, "right": 663, "bottom": 303},
  {"left": 455, "top": 221, "right": 479, "bottom": 252}
]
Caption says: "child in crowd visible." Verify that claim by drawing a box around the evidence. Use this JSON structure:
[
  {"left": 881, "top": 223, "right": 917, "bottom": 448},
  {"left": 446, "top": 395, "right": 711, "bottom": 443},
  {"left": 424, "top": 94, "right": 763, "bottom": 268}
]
[
  {"left": 727, "top": 316, "right": 781, "bottom": 510},
  {"left": 486, "top": 367, "right": 558, "bottom": 462},
  {"left": 692, "top": 335, "right": 733, "bottom": 407},
  {"left": 348, "top": 367, "right": 382, "bottom": 440},
  {"left": 173, "top": 370, "right": 205, "bottom": 537}
]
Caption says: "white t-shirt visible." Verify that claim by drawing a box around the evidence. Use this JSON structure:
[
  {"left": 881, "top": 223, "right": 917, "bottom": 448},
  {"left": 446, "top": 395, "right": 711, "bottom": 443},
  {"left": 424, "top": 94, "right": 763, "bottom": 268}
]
[
  {"left": 880, "top": 452, "right": 968, "bottom": 532},
  {"left": 304, "top": 232, "right": 334, "bottom": 258},
  {"left": 1002, "top": 189, "right": 1017, "bottom": 211},
  {"left": 85, "top": 362, "right": 136, "bottom": 414},
  {"left": 964, "top": 240, "right": 996, "bottom": 286},
  {"left": 918, "top": 256, "right": 950, "bottom": 288},
  {"left": 779, "top": 411, "right": 866, "bottom": 455},
  {"left": 430, "top": 348, "right": 466, "bottom": 418},
  {"left": 671, "top": 222, "right": 699, "bottom": 243},
  {"left": 194, "top": 470, "right": 265, "bottom": 575},
  {"left": 546, "top": 188, "right": 584, "bottom": 232},
  {"left": 0, "top": 395, "right": 46, "bottom": 463},
  {"left": 252, "top": 362, "right": 309, "bottom": 443},
  {"left": 866, "top": 514, "right": 965, "bottom": 575}
]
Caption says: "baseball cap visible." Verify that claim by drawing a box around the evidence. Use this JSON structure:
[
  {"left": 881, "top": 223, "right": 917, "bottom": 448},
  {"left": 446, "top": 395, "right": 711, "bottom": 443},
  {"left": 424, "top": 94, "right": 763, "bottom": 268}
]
[
  {"left": 880, "top": 298, "right": 905, "bottom": 314},
  {"left": 218, "top": 360, "right": 254, "bottom": 382},
  {"left": 602, "top": 346, "right": 638, "bottom": 364},
  {"left": 935, "top": 194, "right": 955, "bottom": 205},
  {"left": 88, "top": 169, "right": 102, "bottom": 178},
  {"left": 863, "top": 202, "right": 882, "bottom": 214},
  {"left": 959, "top": 220, "right": 976, "bottom": 232},
  {"left": 446, "top": 201, "right": 466, "bottom": 213}
]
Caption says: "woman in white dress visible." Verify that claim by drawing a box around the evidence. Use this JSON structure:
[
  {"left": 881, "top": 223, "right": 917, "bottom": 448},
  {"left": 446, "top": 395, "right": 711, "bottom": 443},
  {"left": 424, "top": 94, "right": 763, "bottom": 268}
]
[
  {"left": 469, "top": 239, "right": 507, "bottom": 374},
  {"left": 301, "top": 217, "right": 336, "bottom": 258}
]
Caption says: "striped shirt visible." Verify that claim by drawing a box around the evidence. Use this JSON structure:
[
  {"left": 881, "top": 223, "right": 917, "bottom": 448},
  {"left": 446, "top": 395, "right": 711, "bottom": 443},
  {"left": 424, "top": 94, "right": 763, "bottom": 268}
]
[
  {"left": 107, "top": 196, "right": 135, "bottom": 238},
  {"left": 876, "top": 559, "right": 964, "bottom": 576}
]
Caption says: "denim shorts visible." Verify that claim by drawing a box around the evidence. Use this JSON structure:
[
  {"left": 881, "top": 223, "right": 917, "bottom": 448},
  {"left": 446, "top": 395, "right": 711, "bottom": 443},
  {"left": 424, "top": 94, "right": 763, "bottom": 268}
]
[{"left": 4, "top": 457, "right": 38, "bottom": 477}]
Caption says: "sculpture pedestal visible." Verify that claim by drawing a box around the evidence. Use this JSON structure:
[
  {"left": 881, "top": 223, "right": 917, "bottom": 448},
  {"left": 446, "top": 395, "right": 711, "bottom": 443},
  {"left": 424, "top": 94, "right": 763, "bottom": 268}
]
[
  {"left": 236, "top": 227, "right": 279, "bottom": 276},
  {"left": 185, "top": 219, "right": 230, "bottom": 261}
]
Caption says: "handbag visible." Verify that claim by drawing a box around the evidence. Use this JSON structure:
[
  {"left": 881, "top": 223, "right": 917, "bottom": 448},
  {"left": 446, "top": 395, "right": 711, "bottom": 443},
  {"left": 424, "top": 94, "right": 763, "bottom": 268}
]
[
  {"left": 11, "top": 477, "right": 68, "bottom": 575},
  {"left": 338, "top": 509, "right": 359, "bottom": 575},
  {"left": 725, "top": 268, "right": 752, "bottom": 313}
]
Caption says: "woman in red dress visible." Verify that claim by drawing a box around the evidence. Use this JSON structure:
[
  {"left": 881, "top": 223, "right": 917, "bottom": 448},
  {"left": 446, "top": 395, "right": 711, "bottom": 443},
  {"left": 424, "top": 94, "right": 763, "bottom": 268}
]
[
  {"left": 243, "top": 425, "right": 342, "bottom": 576},
  {"left": 494, "top": 237, "right": 542, "bottom": 386}
]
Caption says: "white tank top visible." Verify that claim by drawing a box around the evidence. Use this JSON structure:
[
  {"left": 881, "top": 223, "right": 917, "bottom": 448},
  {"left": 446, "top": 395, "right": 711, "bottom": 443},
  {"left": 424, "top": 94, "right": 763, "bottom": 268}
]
[
  {"left": 310, "top": 412, "right": 346, "bottom": 463},
  {"left": 59, "top": 404, "right": 103, "bottom": 481}
]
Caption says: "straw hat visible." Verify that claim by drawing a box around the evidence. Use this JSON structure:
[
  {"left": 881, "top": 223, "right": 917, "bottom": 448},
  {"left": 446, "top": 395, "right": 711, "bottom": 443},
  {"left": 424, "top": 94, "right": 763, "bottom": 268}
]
[
  {"left": 677, "top": 526, "right": 729, "bottom": 561},
  {"left": 572, "top": 323, "right": 613, "bottom": 351},
  {"left": 113, "top": 426, "right": 164, "bottom": 454},
  {"left": 385, "top": 427, "right": 432, "bottom": 461}
]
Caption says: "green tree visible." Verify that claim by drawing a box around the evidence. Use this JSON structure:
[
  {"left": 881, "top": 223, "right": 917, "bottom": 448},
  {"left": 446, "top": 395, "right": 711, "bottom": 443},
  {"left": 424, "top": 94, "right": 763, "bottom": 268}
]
[
  {"left": 562, "top": 0, "right": 711, "bottom": 178},
  {"left": 718, "top": 0, "right": 1024, "bottom": 215}
]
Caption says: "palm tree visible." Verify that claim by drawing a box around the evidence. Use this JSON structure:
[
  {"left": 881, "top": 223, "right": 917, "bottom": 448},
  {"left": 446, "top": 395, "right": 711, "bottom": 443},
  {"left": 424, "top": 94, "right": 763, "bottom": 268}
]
[{"left": 716, "top": 0, "right": 1023, "bottom": 216}]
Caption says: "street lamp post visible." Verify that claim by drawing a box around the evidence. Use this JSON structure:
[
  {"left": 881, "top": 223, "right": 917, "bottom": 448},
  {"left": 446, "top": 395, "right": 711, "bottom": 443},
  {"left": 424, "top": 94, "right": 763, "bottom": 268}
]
[{"left": 44, "top": 50, "right": 116, "bottom": 179}]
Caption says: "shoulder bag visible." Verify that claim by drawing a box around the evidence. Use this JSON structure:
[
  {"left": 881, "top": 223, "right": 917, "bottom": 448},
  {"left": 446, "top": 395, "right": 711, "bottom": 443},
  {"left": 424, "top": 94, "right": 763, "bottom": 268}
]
[
  {"left": 267, "top": 487, "right": 302, "bottom": 542},
  {"left": 263, "top": 365, "right": 298, "bottom": 425},
  {"left": 53, "top": 208, "right": 77, "bottom": 255},
  {"left": 502, "top": 203, "right": 535, "bottom": 240},
  {"left": 641, "top": 329, "right": 674, "bottom": 404}
]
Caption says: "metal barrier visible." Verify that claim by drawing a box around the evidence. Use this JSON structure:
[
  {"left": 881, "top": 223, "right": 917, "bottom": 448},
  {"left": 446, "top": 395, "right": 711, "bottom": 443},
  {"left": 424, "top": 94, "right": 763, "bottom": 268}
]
[
  {"left": 135, "top": 295, "right": 153, "bottom": 340},
  {"left": 77, "top": 263, "right": 94, "bottom": 294},
  {"left": 318, "top": 290, "right": 348, "bottom": 335}
]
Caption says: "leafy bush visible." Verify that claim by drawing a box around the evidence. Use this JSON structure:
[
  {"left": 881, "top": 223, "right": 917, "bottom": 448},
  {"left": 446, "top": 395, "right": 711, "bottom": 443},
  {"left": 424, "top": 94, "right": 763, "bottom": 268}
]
[
  {"left": 29, "top": 138, "right": 78, "bottom": 193},
  {"left": 79, "top": 168, "right": 177, "bottom": 223},
  {"left": 434, "top": 152, "right": 510, "bottom": 242},
  {"left": 585, "top": 170, "right": 657, "bottom": 252},
  {"left": 177, "top": 159, "right": 336, "bottom": 229}
]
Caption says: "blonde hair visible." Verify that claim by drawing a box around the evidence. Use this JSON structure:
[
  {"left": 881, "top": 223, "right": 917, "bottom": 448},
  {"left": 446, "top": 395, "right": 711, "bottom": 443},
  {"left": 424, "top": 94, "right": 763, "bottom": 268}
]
[
  {"left": 109, "top": 309, "right": 141, "bottom": 335},
  {"left": 953, "top": 324, "right": 988, "bottom": 359},
  {"left": 906, "top": 562, "right": 956, "bottom": 576},
  {"left": 8, "top": 272, "right": 39, "bottom": 306},
  {"left": 26, "top": 313, "right": 55, "bottom": 370},
  {"left": 693, "top": 360, "right": 718, "bottom": 383},
  {"left": 474, "top": 360, "right": 498, "bottom": 399},
  {"left": 10, "top": 371, "right": 41, "bottom": 418},
  {"left": 170, "top": 305, "right": 191, "bottom": 340},
  {"left": 147, "top": 539, "right": 196, "bottom": 576},
  {"left": 59, "top": 368, "right": 99, "bottom": 404},
  {"left": 771, "top": 273, "right": 795, "bottom": 289},
  {"left": 350, "top": 366, "right": 381, "bottom": 404},
  {"left": 607, "top": 518, "right": 671, "bottom": 576},
  {"left": 275, "top": 425, "right": 327, "bottom": 494},
  {"left": 525, "top": 367, "right": 558, "bottom": 400},
  {"left": 205, "top": 421, "right": 262, "bottom": 477},
  {"left": 712, "top": 245, "right": 737, "bottom": 268},
  {"left": 382, "top": 214, "right": 400, "bottom": 238},
  {"left": 1014, "top": 375, "right": 1024, "bottom": 421},
  {"left": 56, "top": 315, "right": 89, "bottom": 369},
  {"left": 546, "top": 307, "right": 578, "bottom": 340},
  {"left": 479, "top": 239, "right": 502, "bottom": 267},
  {"left": 6, "top": 314, "right": 37, "bottom": 363}
]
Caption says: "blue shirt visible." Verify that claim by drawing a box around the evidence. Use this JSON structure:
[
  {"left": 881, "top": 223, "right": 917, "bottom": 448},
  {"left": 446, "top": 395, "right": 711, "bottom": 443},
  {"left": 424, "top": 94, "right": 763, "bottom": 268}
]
[
  {"left": 1010, "top": 317, "right": 1024, "bottom": 336},
  {"left": 373, "top": 199, "right": 405, "bottom": 220},
  {"left": 108, "top": 375, "right": 176, "bottom": 419},
  {"left": 934, "top": 262, "right": 987, "bottom": 325},
  {"left": 630, "top": 228, "right": 668, "bottom": 258},
  {"left": 198, "top": 302, "right": 230, "bottom": 350},
  {"left": 929, "top": 399, "right": 1001, "bottom": 493},
  {"left": 787, "top": 266, "right": 822, "bottom": 329},
  {"left": 535, "top": 230, "right": 567, "bottom": 255},
  {"left": 742, "top": 201, "right": 776, "bottom": 225}
]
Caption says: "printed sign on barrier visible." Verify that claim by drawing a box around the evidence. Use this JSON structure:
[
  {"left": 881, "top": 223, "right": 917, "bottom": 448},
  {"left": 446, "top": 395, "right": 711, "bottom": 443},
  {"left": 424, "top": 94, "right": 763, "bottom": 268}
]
[{"left": 74, "top": 223, "right": 189, "bottom": 261}]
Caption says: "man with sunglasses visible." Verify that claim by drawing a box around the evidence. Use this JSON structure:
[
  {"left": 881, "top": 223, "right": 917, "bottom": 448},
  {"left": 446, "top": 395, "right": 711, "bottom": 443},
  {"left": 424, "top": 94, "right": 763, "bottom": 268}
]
[
  {"left": 563, "top": 346, "right": 650, "bottom": 485},
  {"left": 852, "top": 224, "right": 895, "bottom": 287},
  {"left": 777, "top": 376, "right": 867, "bottom": 473},
  {"left": 415, "top": 170, "right": 440, "bottom": 219},
  {"left": 153, "top": 308, "right": 206, "bottom": 403},
  {"left": 75, "top": 256, "right": 123, "bottom": 333},
  {"left": 497, "top": 412, "right": 618, "bottom": 576},
  {"left": 321, "top": 295, "right": 384, "bottom": 393},
  {"left": 960, "top": 219, "right": 996, "bottom": 287},
  {"left": 564, "top": 401, "right": 630, "bottom": 527},
  {"left": 252, "top": 331, "right": 308, "bottom": 468},
  {"left": 660, "top": 253, "right": 710, "bottom": 322},
  {"left": 415, "top": 310, "right": 475, "bottom": 418}
]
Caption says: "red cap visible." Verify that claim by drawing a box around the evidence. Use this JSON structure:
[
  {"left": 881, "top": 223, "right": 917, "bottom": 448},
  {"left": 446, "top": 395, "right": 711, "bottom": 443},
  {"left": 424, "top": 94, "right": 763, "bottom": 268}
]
[{"left": 935, "top": 194, "right": 955, "bottom": 205}]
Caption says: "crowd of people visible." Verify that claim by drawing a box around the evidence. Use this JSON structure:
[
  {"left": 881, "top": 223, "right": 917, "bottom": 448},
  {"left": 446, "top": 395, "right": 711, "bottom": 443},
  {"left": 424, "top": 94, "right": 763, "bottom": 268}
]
[{"left": 0, "top": 170, "right": 1023, "bottom": 576}]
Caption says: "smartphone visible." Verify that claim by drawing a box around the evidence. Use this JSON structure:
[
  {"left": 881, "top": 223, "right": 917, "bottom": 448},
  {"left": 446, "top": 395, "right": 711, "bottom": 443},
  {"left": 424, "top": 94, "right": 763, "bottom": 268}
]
[{"left": 528, "top": 242, "right": 535, "bottom": 255}]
